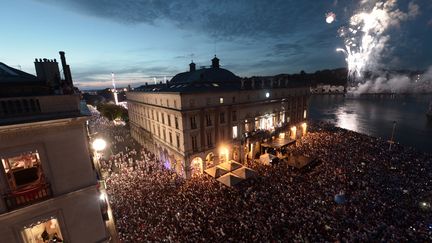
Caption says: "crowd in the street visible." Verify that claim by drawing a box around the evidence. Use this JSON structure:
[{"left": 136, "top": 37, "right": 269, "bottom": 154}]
[{"left": 88, "top": 108, "right": 432, "bottom": 242}]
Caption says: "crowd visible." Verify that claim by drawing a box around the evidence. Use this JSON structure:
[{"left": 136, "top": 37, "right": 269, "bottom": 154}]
[{"left": 88, "top": 108, "right": 432, "bottom": 242}]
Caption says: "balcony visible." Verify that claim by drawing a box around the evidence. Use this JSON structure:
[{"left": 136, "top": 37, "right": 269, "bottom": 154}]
[{"left": 2, "top": 183, "right": 52, "bottom": 211}]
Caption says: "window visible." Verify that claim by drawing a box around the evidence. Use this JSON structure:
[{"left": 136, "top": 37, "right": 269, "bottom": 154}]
[
  {"left": 232, "top": 111, "right": 237, "bottom": 121},
  {"left": 303, "top": 109, "right": 307, "bottom": 119},
  {"left": 175, "top": 117, "right": 179, "bottom": 129},
  {"left": 219, "top": 112, "right": 225, "bottom": 123},
  {"left": 190, "top": 99, "right": 195, "bottom": 107},
  {"left": 169, "top": 132, "right": 173, "bottom": 144},
  {"left": 176, "top": 134, "right": 180, "bottom": 149},
  {"left": 232, "top": 97, "right": 236, "bottom": 103},
  {"left": 206, "top": 114, "right": 212, "bottom": 126},
  {"left": 174, "top": 100, "right": 177, "bottom": 108},
  {"left": 190, "top": 115, "right": 197, "bottom": 129},
  {"left": 166, "top": 99, "right": 169, "bottom": 107},
  {"left": 168, "top": 115, "right": 172, "bottom": 127},
  {"left": 191, "top": 135, "right": 198, "bottom": 152},
  {"left": 219, "top": 97, "right": 224, "bottom": 104},
  {"left": 232, "top": 126, "right": 238, "bottom": 139},
  {"left": 22, "top": 218, "right": 64, "bottom": 243},
  {"left": 161, "top": 113, "right": 165, "bottom": 124},
  {"left": 206, "top": 131, "right": 213, "bottom": 147},
  {"left": 163, "top": 129, "right": 166, "bottom": 141},
  {"left": 1, "top": 150, "right": 45, "bottom": 190}
]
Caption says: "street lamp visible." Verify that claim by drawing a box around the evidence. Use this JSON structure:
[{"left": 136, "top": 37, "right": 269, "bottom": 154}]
[
  {"left": 388, "top": 121, "right": 396, "bottom": 151},
  {"left": 92, "top": 138, "right": 107, "bottom": 152}
]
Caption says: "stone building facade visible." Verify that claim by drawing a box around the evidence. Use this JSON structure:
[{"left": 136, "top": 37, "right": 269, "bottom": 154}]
[{"left": 127, "top": 57, "right": 309, "bottom": 178}]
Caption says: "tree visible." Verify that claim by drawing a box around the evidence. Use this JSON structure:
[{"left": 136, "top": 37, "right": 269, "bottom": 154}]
[{"left": 97, "top": 103, "right": 128, "bottom": 122}]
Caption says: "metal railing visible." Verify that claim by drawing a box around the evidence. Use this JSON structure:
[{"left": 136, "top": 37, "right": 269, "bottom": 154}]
[{"left": 2, "top": 183, "right": 52, "bottom": 210}]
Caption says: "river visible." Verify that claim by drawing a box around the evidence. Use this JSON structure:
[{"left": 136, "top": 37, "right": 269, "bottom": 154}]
[{"left": 309, "top": 94, "right": 432, "bottom": 153}]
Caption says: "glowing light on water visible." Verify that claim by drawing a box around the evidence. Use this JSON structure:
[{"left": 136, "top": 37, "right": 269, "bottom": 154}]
[
  {"left": 336, "top": 108, "right": 359, "bottom": 132},
  {"left": 325, "top": 12, "right": 336, "bottom": 24}
]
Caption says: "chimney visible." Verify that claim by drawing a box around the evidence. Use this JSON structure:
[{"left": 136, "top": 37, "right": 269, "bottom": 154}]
[
  {"left": 189, "top": 61, "right": 196, "bottom": 72},
  {"left": 59, "top": 51, "right": 73, "bottom": 86},
  {"left": 211, "top": 55, "right": 220, "bottom": 68}
]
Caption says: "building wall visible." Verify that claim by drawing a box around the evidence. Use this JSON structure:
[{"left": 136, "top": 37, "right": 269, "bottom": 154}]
[
  {"left": 0, "top": 118, "right": 96, "bottom": 210},
  {"left": 127, "top": 86, "right": 310, "bottom": 178},
  {"left": 0, "top": 186, "right": 108, "bottom": 243}
]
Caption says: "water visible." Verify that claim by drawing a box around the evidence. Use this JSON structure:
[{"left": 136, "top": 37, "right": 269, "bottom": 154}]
[{"left": 309, "top": 94, "right": 432, "bottom": 153}]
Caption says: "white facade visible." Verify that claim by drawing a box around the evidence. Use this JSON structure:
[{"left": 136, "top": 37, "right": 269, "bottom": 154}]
[{"left": 128, "top": 81, "right": 310, "bottom": 178}]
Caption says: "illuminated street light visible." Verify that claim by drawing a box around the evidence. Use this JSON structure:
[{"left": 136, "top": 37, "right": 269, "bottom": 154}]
[
  {"left": 301, "top": 122, "right": 307, "bottom": 135},
  {"left": 99, "top": 191, "right": 107, "bottom": 201},
  {"left": 265, "top": 92, "right": 270, "bottom": 98},
  {"left": 93, "top": 138, "right": 107, "bottom": 152},
  {"left": 219, "top": 146, "right": 229, "bottom": 162},
  {"left": 290, "top": 126, "right": 297, "bottom": 140}
]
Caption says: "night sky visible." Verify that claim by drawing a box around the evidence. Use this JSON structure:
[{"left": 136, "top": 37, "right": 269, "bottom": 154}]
[{"left": 1, "top": 0, "right": 431, "bottom": 89}]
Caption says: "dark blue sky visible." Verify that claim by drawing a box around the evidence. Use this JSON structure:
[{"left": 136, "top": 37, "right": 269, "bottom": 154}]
[{"left": 1, "top": 0, "right": 431, "bottom": 89}]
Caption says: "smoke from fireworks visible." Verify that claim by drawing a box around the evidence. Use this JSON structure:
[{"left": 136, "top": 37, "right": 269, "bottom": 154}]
[{"left": 336, "top": 0, "right": 419, "bottom": 82}]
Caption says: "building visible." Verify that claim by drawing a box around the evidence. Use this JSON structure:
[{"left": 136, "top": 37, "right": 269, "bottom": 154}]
[
  {"left": 127, "top": 56, "right": 310, "bottom": 178},
  {"left": 310, "top": 84, "right": 345, "bottom": 94},
  {"left": 0, "top": 52, "right": 111, "bottom": 242}
]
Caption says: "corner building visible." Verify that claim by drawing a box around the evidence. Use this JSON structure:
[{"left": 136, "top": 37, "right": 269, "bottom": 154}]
[
  {"left": 127, "top": 57, "right": 309, "bottom": 178},
  {"left": 0, "top": 53, "right": 110, "bottom": 242}
]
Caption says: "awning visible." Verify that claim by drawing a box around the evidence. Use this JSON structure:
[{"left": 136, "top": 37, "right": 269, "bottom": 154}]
[
  {"left": 204, "top": 166, "right": 229, "bottom": 178},
  {"left": 232, "top": 167, "right": 257, "bottom": 179},
  {"left": 261, "top": 138, "right": 296, "bottom": 149},
  {"left": 217, "top": 160, "right": 243, "bottom": 172},
  {"left": 216, "top": 173, "right": 244, "bottom": 187}
]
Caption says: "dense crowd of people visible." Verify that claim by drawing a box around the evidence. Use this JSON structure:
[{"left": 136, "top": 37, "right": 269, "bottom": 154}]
[{"left": 88, "top": 108, "right": 432, "bottom": 242}]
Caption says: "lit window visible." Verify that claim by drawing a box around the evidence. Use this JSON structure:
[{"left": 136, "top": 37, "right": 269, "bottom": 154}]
[
  {"left": 22, "top": 218, "right": 64, "bottom": 243},
  {"left": 219, "top": 97, "right": 224, "bottom": 104},
  {"left": 303, "top": 109, "right": 307, "bottom": 119},
  {"left": 265, "top": 92, "right": 270, "bottom": 98},
  {"left": 232, "top": 126, "right": 238, "bottom": 139},
  {"left": 1, "top": 150, "right": 44, "bottom": 190}
]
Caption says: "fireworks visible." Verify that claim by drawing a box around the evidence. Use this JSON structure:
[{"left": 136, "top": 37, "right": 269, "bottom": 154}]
[
  {"left": 336, "top": 0, "right": 419, "bottom": 81},
  {"left": 325, "top": 12, "right": 336, "bottom": 24}
]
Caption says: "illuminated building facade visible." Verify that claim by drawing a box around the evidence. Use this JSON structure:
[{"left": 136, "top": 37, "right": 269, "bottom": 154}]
[
  {"left": 127, "top": 56, "right": 309, "bottom": 178},
  {"left": 0, "top": 53, "right": 110, "bottom": 242}
]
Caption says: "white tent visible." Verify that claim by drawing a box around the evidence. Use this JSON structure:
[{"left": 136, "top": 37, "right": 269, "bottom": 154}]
[
  {"left": 204, "top": 166, "right": 229, "bottom": 178},
  {"left": 232, "top": 167, "right": 257, "bottom": 179},
  {"left": 217, "top": 160, "right": 243, "bottom": 172},
  {"left": 216, "top": 173, "right": 244, "bottom": 187}
]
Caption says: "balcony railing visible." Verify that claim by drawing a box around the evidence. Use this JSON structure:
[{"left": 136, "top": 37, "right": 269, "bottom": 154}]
[{"left": 2, "top": 183, "right": 52, "bottom": 210}]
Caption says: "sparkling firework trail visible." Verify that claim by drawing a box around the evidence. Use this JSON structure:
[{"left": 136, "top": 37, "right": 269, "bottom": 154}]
[
  {"left": 336, "top": 0, "right": 419, "bottom": 82},
  {"left": 325, "top": 12, "right": 336, "bottom": 24}
]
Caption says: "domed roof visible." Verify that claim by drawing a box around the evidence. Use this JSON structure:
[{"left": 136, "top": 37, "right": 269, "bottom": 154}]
[{"left": 170, "top": 67, "right": 240, "bottom": 84}]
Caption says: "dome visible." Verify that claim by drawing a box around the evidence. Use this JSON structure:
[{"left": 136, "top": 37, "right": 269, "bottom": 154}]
[{"left": 170, "top": 67, "right": 240, "bottom": 84}]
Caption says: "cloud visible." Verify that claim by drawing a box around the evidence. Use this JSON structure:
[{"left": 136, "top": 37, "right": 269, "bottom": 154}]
[{"left": 38, "top": 0, "right": 330, "bottom": 40}]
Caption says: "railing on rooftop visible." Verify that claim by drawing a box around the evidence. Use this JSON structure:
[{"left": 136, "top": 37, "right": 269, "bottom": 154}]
[{"left": 0, "top": 98, "right": 42, "bottom": 118}]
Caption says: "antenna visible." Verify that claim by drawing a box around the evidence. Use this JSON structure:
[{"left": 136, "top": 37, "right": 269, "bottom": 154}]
[{"left": 111, "top": 72, "right": 119, "bottom": 105}]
